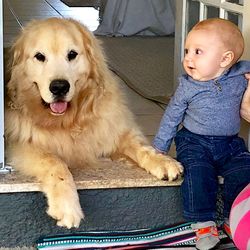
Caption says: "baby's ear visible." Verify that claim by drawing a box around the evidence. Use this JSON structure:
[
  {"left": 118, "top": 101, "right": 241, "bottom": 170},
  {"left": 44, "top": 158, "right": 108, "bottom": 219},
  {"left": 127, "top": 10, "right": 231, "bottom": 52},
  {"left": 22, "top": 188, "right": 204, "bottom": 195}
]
[{"left": 220, "top": 51, "right": 234, "bottom": 68}]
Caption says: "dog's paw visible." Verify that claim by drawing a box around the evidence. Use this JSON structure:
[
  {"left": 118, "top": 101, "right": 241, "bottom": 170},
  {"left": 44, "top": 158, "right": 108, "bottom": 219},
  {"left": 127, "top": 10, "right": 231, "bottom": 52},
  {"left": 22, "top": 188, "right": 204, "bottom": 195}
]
[
  {"left": 55, "top": 205, "right": 84, "bottom": 229},
  {"left": 45, "top": 179, "right": 84, "bottom": 229},
  {"left": 161, "top": 156, "right": 183, "bottom": 181},
  {"left": 47, "top": 198, "right": 84, "bottom": 228},
  {"left": 146, "top": 153, "right": 183, "bottom": 181}
]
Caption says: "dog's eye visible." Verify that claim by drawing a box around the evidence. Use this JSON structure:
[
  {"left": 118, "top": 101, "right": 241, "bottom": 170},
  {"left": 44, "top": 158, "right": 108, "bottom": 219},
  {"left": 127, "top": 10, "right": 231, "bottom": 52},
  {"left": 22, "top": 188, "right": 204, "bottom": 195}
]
[
  {"left": 68, "top": 50, "right": 78, "bottom": 61},
  {"left": 34, "top": 53, "right": 46, "bottom": 62}
]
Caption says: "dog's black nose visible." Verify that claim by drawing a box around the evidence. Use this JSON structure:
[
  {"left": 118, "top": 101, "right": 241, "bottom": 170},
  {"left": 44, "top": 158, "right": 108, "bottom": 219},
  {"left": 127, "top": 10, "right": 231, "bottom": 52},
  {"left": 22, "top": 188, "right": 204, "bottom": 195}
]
[{"left": 49, "top": 79, "right": 70, "bottom": 96}]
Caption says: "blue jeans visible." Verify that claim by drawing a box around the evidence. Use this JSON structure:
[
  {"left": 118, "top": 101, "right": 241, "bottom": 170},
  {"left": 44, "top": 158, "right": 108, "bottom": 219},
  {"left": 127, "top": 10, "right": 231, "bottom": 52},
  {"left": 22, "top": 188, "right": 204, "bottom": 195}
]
[{"left": 175, "top": 127, "right": 250, "bottom": 222}]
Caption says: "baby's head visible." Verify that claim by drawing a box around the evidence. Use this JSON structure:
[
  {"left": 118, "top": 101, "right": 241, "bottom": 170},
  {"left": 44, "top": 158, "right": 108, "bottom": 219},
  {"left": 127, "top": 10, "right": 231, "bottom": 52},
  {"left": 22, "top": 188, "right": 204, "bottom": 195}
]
[{"left": 183, "top": 18, "right": 244, "bottom": 81}]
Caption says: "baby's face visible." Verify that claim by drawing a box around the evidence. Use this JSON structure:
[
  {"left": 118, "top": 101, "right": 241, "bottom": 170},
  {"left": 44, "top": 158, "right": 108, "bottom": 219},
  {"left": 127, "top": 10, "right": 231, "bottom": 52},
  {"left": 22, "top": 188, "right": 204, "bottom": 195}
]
[{"left": 183, "top": 29, "right": 227, "bottom": 81}]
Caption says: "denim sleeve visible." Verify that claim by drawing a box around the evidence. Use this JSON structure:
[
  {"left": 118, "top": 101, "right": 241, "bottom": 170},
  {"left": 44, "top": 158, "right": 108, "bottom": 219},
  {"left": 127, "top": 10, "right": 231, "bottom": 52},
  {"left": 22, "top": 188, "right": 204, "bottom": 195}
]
[{"left": 153, "top": 80, "right": 188, "bottom": 153}]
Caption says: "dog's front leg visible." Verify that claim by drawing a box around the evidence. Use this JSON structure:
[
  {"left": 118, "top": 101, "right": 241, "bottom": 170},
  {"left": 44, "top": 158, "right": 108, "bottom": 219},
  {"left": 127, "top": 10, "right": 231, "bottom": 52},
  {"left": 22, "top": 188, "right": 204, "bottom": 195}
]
[
  {"left": 117, "top": 131, "right": 183, "bottom": 181},
  {"left": 6, "top": 143, "right": 84, "bottom": 228}
]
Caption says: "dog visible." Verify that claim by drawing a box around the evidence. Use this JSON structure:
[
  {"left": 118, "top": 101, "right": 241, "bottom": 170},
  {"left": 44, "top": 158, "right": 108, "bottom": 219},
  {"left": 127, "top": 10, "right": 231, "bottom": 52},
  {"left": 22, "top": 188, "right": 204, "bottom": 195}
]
[{"left": 4, "top": 18, "right": 183, "bottom": 229}]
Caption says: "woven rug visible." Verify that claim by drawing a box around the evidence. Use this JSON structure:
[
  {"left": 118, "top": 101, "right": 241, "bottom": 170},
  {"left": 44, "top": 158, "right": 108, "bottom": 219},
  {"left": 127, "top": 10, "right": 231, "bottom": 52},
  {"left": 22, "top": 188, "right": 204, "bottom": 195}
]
[
  {"left": 37, "top": 222, "right": 235, "bottom": 249},
  {"left": 98, "top": 36, "right": 175, "bottom": 104}
]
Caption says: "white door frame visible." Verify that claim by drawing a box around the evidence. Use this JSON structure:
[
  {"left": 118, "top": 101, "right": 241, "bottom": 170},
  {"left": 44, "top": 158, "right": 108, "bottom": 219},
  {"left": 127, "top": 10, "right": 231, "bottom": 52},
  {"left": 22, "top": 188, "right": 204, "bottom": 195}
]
[{"left": 0, "top": 0, "right": 4, "bottom": 170}]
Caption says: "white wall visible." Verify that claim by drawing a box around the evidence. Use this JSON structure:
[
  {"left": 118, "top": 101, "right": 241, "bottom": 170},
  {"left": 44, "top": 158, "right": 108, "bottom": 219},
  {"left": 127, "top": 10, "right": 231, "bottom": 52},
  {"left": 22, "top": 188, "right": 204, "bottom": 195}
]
[{"left": 0, "top": 0, "right": 5, "bottom": 168}]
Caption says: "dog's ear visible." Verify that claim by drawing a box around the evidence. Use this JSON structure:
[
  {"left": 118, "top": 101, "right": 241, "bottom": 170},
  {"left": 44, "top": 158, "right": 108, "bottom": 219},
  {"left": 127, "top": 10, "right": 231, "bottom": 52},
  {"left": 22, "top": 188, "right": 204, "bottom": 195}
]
[
  {"left": 8, "top": 32, "right": 28, "bottom": 73},
  {"left": 10, "top": 20, "right": 39, "bottom": 68},
  {"left": 6, "top": 31, "right": 24, "bottom": 99},
  {"left": 10, "top": 36, "right": 24, "bottom": 68},
  {"left": 6, "top": 28, "right": 28, "bottom": 108}
]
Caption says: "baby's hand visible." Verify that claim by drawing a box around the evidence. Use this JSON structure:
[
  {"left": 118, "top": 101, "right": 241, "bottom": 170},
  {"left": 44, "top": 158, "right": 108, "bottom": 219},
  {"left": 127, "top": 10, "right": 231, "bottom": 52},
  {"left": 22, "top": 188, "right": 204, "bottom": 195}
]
[
  {"left": 245, "top": 74, "right": 250, "bottom": 88},
  {"left": 245, "top": 73, "right": 250, "bottom": 80}
]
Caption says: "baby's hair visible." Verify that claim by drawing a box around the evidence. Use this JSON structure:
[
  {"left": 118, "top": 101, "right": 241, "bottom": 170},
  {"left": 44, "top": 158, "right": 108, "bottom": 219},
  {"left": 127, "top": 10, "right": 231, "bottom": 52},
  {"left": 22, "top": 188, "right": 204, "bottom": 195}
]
[{"left": 192, "top": 18, "right": 244, "bottom": 63}]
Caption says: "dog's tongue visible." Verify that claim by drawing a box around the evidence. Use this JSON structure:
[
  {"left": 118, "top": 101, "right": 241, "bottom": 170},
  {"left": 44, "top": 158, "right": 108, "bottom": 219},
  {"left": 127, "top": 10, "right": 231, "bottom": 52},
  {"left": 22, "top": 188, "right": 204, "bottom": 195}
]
[{"left": 50, "top": 101, "right": 68, "bottom": 114}]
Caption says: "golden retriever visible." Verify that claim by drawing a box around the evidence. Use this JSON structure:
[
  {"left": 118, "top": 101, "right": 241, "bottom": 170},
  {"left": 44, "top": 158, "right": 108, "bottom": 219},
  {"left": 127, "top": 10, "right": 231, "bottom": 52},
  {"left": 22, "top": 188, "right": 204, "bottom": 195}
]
[{"left": 5, "top": 18, "right": 183, "bottom": 229}]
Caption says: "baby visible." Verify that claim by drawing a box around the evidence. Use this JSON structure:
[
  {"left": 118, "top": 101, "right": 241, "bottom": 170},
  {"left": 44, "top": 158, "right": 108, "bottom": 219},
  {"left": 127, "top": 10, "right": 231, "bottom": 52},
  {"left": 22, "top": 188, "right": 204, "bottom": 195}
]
[{"left": 153, "top": 18, "right": 250, "bottom": 250}]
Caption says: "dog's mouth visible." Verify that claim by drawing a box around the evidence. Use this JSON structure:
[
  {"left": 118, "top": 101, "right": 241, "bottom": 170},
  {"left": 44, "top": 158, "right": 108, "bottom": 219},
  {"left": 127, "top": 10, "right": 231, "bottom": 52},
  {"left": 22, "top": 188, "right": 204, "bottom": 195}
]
[{"left": 42, "top": 99, "right": 69, "bottom": 115}]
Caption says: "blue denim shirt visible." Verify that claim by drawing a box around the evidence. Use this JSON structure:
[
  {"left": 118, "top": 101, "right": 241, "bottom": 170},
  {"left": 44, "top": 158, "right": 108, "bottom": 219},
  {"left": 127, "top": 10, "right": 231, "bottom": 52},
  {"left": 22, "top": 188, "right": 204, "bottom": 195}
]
[{"left": 153, "top": 60, "right": 250, "bottom": 153}]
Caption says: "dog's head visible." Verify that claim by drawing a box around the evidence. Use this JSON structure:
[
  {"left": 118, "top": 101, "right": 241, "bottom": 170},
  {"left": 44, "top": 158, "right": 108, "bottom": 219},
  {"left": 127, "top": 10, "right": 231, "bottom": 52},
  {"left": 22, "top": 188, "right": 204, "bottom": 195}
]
[{"left": 7, "top": 18, "right": 106, "bottom": 126}]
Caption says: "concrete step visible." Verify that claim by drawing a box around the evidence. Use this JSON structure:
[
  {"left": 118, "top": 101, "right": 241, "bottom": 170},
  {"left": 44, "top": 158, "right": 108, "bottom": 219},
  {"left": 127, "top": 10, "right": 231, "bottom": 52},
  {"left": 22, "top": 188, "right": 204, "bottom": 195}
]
[{"left": 0, "top": 160, "right": 183, "bottom": 248}]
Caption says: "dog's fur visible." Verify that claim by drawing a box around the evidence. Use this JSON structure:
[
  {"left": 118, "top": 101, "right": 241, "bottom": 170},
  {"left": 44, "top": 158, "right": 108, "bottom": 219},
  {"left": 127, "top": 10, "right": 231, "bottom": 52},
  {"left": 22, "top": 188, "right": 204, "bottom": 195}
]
[{"left": 5, "top": 18, "right": 183, "bottom": 228}]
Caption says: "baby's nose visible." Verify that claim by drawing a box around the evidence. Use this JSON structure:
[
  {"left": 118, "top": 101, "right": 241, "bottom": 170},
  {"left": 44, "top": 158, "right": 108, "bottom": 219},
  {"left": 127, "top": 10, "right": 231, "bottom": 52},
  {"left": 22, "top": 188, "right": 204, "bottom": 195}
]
[{"left": 184, "top": 54, "right": 192, "bottom": 62}]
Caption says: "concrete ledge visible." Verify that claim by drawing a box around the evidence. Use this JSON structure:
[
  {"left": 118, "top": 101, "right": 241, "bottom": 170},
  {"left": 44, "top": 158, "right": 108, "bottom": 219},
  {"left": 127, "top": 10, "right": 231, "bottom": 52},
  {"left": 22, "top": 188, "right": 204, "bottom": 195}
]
[
  {"left": 0, "top": 159, "right": 184, "bottom": 247},
  {"left": 0, "top": 159, "right": 182, "bottom": 193},
  {"left": 0, "top": 187, "right": 183, "bottom": 248}
]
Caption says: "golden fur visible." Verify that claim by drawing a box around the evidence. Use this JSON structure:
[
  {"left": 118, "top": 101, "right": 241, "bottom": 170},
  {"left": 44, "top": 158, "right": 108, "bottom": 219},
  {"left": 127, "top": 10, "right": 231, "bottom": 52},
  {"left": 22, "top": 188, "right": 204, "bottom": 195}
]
[{"left": 5, "top": 18, "right": 183, "bottom": 228}]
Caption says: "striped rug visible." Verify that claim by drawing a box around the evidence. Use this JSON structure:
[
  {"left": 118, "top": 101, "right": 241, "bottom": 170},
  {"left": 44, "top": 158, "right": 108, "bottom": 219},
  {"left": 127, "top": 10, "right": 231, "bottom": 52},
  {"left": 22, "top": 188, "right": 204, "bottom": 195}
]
[{"left": 37, "top": 222, "right": 235, "bottom": 249}]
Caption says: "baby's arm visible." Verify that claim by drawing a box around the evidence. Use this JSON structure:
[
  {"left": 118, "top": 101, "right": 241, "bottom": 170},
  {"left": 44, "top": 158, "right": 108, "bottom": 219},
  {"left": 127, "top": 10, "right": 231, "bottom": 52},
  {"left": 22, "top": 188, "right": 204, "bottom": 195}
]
[
  {"left": 153, "top": 81, "right": 187, "bottom": 153},
  {"left": 240, "top": 74, "right": 250, "bottom": 122}
]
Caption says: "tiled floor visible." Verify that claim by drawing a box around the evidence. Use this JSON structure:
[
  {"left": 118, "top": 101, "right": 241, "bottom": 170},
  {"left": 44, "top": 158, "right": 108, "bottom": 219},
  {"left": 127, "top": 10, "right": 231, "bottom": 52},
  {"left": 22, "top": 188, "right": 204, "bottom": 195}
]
[{"left": 3, "top": 0, "right": 100, "bottom": 46}]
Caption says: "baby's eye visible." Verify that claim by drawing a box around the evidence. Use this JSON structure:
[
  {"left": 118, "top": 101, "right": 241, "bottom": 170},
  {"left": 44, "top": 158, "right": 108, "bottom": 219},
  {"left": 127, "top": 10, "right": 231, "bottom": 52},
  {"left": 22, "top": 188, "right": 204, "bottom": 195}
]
[
  {"left": 184, "top": 48, "right": 188, "bottom": 55},
  {"left": 195, "top": 49, "right": 202, "bottom": 55}
]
